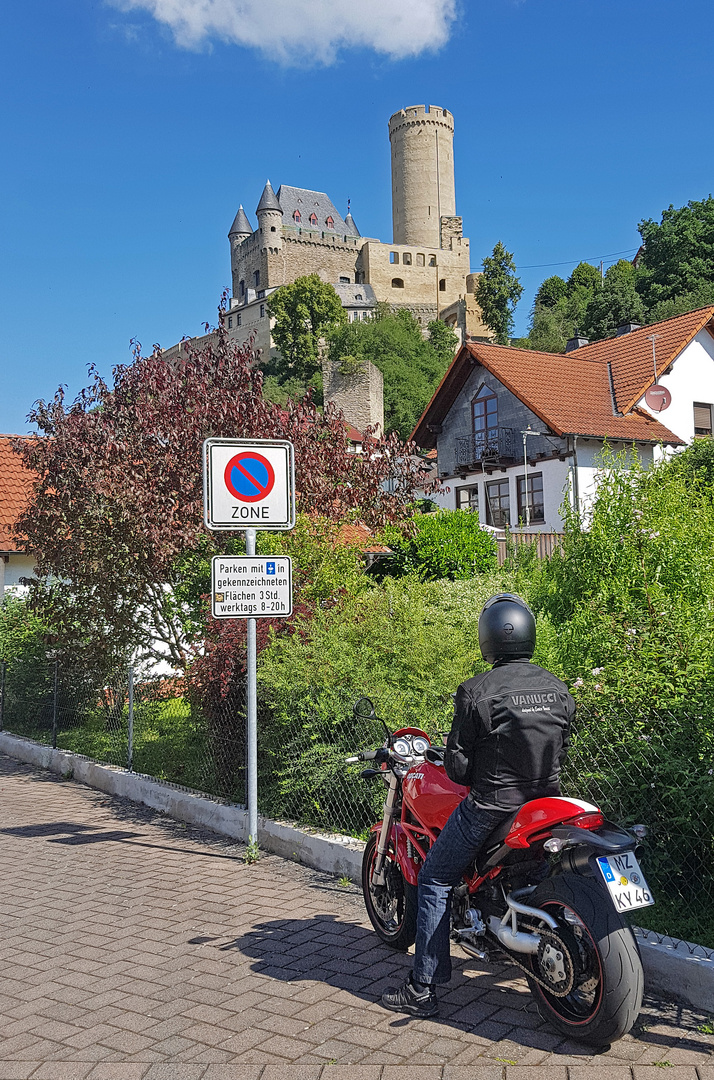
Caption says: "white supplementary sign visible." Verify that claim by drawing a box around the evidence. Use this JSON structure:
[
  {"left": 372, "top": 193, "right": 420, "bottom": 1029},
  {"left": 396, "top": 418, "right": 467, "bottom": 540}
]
[
  {"left": 203, "top": 438, "right": 295, "bottom": 531},
  {"left": 211, "top": 556, "right": 293, "bottom": 619}
]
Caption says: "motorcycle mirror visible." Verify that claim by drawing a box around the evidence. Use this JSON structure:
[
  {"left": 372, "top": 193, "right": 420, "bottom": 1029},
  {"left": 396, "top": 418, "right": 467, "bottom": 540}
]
[{"left": 353, "top": 696, "right": 376, "bottom": 720}]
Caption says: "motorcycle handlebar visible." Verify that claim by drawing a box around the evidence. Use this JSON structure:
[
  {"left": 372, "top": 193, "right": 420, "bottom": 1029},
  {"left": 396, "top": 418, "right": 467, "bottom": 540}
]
[{"left": 345, "top": 747, "right": 411, "bottom": 765}]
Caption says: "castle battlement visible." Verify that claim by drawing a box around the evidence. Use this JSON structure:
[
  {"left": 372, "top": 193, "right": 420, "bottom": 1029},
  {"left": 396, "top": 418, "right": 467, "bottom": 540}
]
[{"left": 388, "top": 104, "right": 454, "bottom": 138}]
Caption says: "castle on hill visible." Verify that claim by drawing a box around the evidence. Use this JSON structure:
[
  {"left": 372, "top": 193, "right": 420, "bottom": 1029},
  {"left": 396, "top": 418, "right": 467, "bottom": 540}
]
[{"left": 223, "top": 105, "right": 491, "bottom": 360}]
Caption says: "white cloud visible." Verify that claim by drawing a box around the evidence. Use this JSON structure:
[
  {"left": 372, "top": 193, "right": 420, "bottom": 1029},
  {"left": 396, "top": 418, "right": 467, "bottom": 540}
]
[{"left": 107, "top": 0, "right": 457, "bottom": 64}]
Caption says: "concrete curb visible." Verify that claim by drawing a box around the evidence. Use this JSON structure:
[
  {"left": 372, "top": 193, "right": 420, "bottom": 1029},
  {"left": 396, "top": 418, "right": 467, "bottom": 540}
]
[{"left": 1, "top": 731, "right": 712, "bottom": 1014}]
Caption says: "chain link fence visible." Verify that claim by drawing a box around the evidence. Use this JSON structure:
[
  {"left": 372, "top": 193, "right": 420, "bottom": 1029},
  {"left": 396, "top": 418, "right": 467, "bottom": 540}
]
[{"left": 1, "top": 659, "right": 713, "bottom": 949}]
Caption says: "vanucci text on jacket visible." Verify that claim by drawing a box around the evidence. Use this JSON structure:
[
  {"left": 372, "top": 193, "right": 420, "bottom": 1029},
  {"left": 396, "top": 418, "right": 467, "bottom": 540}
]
[{"left": 444, "top": 659, "right": 575, "bottom": 810}]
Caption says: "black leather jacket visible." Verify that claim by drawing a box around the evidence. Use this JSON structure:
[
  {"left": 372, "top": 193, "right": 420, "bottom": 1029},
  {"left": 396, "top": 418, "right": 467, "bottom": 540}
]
[{"left": 444, "top": 659, "right": 575, "bottom": 811}]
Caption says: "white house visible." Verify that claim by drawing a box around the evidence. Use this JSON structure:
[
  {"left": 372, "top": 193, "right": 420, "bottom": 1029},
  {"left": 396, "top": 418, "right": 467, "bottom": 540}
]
[
  {"left": 0, "top": 436, "right": 36, "bottom": 601},
  {"left": 410, "top": 308, "right": 714, "bottom": 532}
]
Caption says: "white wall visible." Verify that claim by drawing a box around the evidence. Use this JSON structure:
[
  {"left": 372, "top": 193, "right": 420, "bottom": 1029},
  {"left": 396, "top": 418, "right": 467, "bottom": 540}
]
[
  {"left": 432, "top": 457, "right": 571, "bottom": 532},
  {"left": 637, "top": 330, "right": 714, "bottom": 446},
  {"left": 574, "top": 440, "right": 655, "bottom": 518}
]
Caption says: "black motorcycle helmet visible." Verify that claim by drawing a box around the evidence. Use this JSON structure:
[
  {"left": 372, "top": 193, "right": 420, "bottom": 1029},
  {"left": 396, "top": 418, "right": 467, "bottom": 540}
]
[{"left": 478, "top": 593, "right": 536, "bottom": 665}]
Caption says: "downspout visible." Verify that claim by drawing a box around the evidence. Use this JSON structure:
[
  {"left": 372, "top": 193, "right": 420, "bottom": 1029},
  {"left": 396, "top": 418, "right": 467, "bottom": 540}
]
[{"left": 571, "top": 436, "right": 580, "bottom": 518}]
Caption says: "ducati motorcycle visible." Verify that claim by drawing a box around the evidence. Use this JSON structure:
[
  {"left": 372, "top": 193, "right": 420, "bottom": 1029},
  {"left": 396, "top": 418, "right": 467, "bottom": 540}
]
[{"left": 347, "top": 697, "right": 653, "bottom": 1046}]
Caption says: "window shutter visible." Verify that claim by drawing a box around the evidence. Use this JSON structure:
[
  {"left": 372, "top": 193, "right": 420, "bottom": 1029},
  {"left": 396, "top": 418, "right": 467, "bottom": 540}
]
[{"left": 694, "top": 404, "right": 712, "bottom": 432}]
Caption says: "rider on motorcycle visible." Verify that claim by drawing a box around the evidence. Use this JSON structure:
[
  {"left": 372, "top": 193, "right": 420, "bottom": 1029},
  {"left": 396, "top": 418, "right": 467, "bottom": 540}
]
[{"left": 381, "top": 593, "right": 575, "bottom": 1018}]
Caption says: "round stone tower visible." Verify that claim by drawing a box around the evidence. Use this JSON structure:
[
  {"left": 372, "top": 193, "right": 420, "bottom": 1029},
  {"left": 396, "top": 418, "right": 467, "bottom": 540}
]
[{"left": 389, "top": 105, "right": 456, "bottom": 250}]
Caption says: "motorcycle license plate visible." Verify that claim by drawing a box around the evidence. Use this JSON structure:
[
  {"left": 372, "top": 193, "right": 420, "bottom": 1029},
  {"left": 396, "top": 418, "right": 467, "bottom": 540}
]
[{"left": 596, "top": 851, "right": 654, "bottom": 913}]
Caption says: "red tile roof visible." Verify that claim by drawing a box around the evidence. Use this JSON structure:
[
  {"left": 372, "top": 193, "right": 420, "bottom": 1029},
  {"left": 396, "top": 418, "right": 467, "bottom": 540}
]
[
  {"left": 0, "top": 436, "right": 34, "bottom": 552},
  {"left": 411, "top": 308, "right": 714, "bottom": 448}
]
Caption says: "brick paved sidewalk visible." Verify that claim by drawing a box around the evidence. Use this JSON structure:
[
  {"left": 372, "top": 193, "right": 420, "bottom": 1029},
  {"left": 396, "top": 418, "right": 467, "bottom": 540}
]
[{"left": 0, "top": 753, "right": 712, "bottom": 1080}]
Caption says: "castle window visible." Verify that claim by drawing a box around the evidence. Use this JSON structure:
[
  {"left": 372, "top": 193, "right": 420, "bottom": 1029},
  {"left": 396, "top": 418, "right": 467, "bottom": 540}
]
[
  {"left": 309, "top": 213, "right": 318, "bottom": 226},
  {"left": 391, "top": 278, "right": 404, "bottom": 289},
  {"left": 260, "top": 303, "right": 265, "bottom": 318},
  {"left": 326, "top": 216, "right": 334, "bottom": 229},
  {"left": 416, "top": 253, "right": 425, "bottom": 266},
  {"left": 339, "top": 276, "right": 350, "bottom": 284},
  {"left": 402, "top": 252, "right": 412, "bottom": 266},
  {"left": 228, "top": 316, "right": 233, "bottom": 329},
  {"left": 439, "top": 278, "right": 446, "bottom": 291},
  {"left": 257, "top": 289, "right": 265, "bottom": 299},
  {"left": 239, "top": 280, "right": 245, "bottom": 297},
  {"left": 355, "top": 293, "right": 363, "bottom": 300},
  {"left": 293, "top": 210, "right": 301, "bottom": 223},
  {"left": 237, "top": 313, "right": 242, "bottom": 326},
  {"left": 390, "top": 251, "right": 399, "bottom": 264},
  {"left": 270, "top": 226, "right": 276, "bottom": 232},
  {"left": 429, "top": 256, "right": 436, "bottom": 267},
  {"left": 254, "top": 270, "right": 260, "bottom": 288}
]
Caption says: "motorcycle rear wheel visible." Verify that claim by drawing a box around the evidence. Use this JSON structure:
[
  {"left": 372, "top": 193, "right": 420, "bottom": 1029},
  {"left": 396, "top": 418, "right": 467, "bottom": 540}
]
[
  {"left": 525, "top": 874, "right": 643, "bottom": 1046},
  {"left": 361, "top": 832, "right": 417, "bottom": 951}
]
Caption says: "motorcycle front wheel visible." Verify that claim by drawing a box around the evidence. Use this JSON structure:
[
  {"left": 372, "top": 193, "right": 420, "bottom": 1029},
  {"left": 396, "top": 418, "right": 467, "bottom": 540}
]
[
  {"left": 361, "top": 831, "right": 417, "bottom": 951},
  {"left": 525, "top": 874, "right": 643, "bottom": 1046}
]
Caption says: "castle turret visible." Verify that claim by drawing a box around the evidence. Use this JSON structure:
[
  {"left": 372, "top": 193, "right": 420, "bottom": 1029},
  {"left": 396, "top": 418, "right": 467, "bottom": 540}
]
[
  {"left": 256, "top": 180, "right": 283, "bottom": 257},
  {"left": 229, "top": 205, "right": 252, "bottom": 241},
  {"left": 389, "top": 105, "right": 456, "bottom": 249},
  {"left": 344, "top": 209, "right": 361, "bottom": 238}
]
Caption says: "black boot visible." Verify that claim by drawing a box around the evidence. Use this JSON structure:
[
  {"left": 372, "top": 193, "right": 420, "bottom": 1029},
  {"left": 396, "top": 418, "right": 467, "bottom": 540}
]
[{"left": 381, "top": 974, "right": 438, "bottom": 1017}]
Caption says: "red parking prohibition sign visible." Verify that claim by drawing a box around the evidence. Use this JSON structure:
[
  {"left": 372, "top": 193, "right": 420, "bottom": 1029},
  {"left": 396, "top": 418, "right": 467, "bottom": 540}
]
[{"left": 224, "top": 451, "right": 276, "bottom": 503}]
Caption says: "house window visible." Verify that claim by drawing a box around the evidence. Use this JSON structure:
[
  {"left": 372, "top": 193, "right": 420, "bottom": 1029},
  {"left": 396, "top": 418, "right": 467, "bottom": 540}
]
[
  {"left": 517, "top": 473, "right": 545, "bottom": 524},
  {"left": 456, "top": 486, "right": 479, "bottom": 513},
  {"left": 260, "top": 303, "right": 265, "bottom": 318},
  {"left": 390, "top": 251, "right": 399, "bottom": 264},
  {"left": 693, "top": 402, "right": 713, "bottom": 437},
  {"left": 391, "top": 278, "right": 404, "bottom": 289},
  {"left": 473, "top": 383, "right": 498, "bottom": 451},
  {"left": 429, "top": 255, "right": 436, "bottom": 266},
  {"left": 402, "top": 252, "right": 412, "bottom": 266},
  {"left": 254, "top": 270, "right": 260, "bottom": 288},
  {"left": 309, "top": 213, "right": 318, "bottom": 226},
  {"left": 485, "top": 479, "right": 510, "bottom": 527},
  {"left": 326, "top": 216, "right": 334, "bottom": 229},
  {"left": 237, "top": 313, "right": 242, "bottom": 326},
  {"left": 293, "top": 210, "right": 301, "bottom": 224},
  {"left": 439, "top": 278, "right": 446, "bottom": 291},
  {"left": 416, "top": 253, "right": 425, "bottom": 266}
]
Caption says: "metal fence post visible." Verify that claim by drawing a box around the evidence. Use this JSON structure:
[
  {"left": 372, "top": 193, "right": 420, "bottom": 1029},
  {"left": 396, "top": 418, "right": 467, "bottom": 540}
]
[
  {"left": 0, "top": 660, "right": 5, "bottom": 732},
  {"left": 51, "top": 658, "right": 59, "bottom": 750},
  {"left": 127, "top": 665, "right": 134, "bottom": 772}
]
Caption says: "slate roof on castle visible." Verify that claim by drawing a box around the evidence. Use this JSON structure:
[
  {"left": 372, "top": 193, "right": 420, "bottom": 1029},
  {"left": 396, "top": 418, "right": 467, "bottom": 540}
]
[
  {"left": 412, "top": 307, "right": 714, "bottom": 448},
  {"left": 231, "top": 184, "right": 360, "bottom": 238},
  {"left": 0, "top": 436, "right": 34, "bottom": 552}
]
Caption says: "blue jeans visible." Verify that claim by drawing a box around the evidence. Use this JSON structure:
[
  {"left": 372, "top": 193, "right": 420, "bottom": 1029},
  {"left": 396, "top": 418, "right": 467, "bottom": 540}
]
[{"left": 412, "top": 799, "right": 508, "bottom": 986}]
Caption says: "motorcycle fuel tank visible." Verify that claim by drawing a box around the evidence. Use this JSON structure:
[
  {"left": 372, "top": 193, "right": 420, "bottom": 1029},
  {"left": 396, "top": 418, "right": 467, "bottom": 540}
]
[{"left": 402, "top": 761, "right": 469, "bottom": 831}]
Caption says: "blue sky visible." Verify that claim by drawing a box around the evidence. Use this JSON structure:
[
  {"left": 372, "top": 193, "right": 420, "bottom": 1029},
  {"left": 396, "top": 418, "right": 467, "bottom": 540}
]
[{"left": 1, "top": 0, "right": 712, "bottom": 433}]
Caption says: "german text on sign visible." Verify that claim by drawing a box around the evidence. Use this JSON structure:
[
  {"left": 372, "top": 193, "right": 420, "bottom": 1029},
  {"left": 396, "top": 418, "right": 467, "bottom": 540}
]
[
  {"left": 211, "top": 556, "right": 293, "bottom": 619},
  {"left": 203, "top": 438, "right": 295, "bottom": 531}
]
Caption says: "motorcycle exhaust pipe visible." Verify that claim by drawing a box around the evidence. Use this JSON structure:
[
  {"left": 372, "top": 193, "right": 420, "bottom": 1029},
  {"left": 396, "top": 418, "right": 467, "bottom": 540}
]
[{"left": 486, "top": 894, "right": 559, "bottom": 956}]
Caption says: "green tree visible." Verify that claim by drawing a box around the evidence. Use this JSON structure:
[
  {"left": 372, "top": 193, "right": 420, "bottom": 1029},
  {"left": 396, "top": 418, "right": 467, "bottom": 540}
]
[
  {"left": 474, "top": 242, "right": 524, "bottom": 344},
  {"left": 637, "top": 196, "right": 714, "bottom": 315},
  {"left": 266, "top": 275, "right": 346, "bottom": 392},
  {"left": 581, "top": 260, "right": 645, "bottom": 341},
  {"left": 523, "top": 262, "right": 601, "bottom": 352},
  {"left": 326, "top": 305, "right": 457, "bottom": 439}
]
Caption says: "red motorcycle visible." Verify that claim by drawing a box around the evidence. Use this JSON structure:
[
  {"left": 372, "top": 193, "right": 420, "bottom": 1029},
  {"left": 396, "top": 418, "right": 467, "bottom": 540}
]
[{"left": 347, "top": 697, "right": 653, "bottom": 1046}]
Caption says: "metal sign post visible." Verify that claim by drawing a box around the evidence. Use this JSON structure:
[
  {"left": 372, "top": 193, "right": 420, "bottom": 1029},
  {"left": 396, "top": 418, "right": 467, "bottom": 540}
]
[{"left": 202, "top": 439, "right": 295, "bottom": 851}]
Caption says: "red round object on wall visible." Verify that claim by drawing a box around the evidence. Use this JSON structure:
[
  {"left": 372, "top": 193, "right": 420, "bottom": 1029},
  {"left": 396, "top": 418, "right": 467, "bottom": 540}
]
[{"left": 645, "top": 384, "right": 672, "bottom": 412}]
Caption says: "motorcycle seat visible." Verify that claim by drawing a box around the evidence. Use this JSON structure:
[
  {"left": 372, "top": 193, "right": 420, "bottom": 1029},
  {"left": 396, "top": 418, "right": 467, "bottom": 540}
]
[{"left": 482, "top": 807, "right": 521, "bottom": 850}]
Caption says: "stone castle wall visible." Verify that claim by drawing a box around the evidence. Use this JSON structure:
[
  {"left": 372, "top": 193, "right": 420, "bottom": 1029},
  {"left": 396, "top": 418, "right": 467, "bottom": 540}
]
[{"left": 322, "top": 358, "right": 384, "bottom": 436}]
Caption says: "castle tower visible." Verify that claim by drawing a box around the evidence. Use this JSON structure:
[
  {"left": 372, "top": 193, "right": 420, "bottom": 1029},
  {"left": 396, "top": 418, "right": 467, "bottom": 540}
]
[
  {"left": 256, "top": 180, "right": 283, "bottom": 250},
  {"left": 389, "top": 105, "right": 456, "bottom": 250}
]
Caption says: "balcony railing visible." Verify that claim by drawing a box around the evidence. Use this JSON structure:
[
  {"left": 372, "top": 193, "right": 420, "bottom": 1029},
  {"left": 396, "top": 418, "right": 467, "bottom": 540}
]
[{"left": 455, "top": 427, "right": 517, "bottom": 469}]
